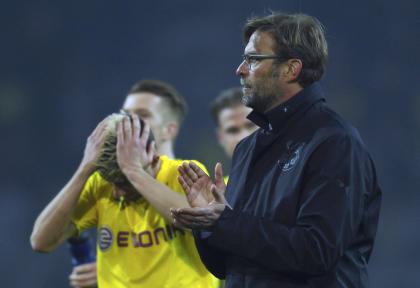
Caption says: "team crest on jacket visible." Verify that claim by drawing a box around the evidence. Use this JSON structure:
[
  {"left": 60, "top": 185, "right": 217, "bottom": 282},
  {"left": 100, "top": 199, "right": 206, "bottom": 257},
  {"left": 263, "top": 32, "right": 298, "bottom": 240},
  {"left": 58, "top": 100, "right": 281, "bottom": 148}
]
[
  {"left": 98, "top": 226, "right": 113, "bottom": 251},
  {"left": 281, "top": 142, "right": 305, "bottom": 172}
]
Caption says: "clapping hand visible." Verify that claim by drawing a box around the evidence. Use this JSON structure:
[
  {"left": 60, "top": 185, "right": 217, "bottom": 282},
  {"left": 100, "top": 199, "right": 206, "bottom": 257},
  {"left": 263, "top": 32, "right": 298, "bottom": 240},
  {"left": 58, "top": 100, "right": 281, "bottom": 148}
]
[{"left": 171, "top": 162, "right": 228, "bottom": 231}]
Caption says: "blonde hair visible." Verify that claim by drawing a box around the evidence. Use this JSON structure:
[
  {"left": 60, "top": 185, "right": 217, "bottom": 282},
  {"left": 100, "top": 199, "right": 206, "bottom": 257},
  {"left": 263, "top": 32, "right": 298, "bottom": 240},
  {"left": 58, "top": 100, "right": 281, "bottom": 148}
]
[{"left": 95, "top": 113, "right": 131, "bottom": 187}]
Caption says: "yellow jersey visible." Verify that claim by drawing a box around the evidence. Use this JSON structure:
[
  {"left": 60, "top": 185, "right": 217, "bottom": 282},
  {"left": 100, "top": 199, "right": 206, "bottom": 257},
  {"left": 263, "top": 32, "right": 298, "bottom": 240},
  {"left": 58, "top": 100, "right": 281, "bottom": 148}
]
[{"left": 72, "top": 155, "right": 219, "bottom": 288}]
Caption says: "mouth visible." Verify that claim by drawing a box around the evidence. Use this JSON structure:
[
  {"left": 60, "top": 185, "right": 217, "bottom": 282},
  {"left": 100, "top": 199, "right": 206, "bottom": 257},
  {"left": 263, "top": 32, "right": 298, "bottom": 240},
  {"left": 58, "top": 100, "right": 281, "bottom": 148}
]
[
  {"left": 242, "top": 87, "right": 251, "bottom": 94},
  {"left": 240, "top": 79, "right": 251, "bottom": 89}
]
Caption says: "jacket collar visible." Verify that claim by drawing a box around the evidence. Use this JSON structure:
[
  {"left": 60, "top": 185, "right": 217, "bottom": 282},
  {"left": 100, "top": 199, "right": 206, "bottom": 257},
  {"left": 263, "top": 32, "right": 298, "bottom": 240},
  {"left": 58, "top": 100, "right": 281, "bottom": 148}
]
[{"left": 247, "top": 82, "right": 325, "bottom": 132}]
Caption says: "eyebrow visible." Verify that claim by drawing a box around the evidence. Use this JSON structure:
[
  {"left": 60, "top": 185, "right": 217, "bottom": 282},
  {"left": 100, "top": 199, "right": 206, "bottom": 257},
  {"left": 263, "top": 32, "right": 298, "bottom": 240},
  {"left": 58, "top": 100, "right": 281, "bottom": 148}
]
[
  {"left": 125, "top": 108, "right": 152, "bottom": 116},
  {"left": 244, "top": 50, "right": 258, "bottom": 55}
]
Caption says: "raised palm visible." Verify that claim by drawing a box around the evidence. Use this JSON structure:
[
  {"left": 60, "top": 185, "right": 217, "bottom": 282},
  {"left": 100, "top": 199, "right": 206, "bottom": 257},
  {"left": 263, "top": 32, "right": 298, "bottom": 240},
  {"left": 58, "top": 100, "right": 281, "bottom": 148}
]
[{"left": 178, "top": 162, "right": 225, "bottom": 208}]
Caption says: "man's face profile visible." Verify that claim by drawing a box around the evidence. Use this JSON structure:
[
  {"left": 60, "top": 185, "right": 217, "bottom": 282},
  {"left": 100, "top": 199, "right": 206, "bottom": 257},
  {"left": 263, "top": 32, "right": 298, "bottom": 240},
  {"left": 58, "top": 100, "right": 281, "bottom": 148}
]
[{"left": 237, "top": 30, "right": 283, "bottom": 113}]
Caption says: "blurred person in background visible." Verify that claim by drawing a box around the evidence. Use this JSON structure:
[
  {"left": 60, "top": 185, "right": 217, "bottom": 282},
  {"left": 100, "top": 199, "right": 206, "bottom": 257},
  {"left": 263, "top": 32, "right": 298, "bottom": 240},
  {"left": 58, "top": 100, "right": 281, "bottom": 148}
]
[
  {"left": 30, "top": 80, "right": 219, "bottom": 288},
  {"left": 66, "top": 79, "right": 197, "bottom": 287},
  {"left": 210, "top": 87, "right": 258, "bottom": 164},
  {"left": 208, "top": 87, "right": 258, "bottom": 288},
  {"left": 172, "top": 12, "right": 381, "bottom": 288}
]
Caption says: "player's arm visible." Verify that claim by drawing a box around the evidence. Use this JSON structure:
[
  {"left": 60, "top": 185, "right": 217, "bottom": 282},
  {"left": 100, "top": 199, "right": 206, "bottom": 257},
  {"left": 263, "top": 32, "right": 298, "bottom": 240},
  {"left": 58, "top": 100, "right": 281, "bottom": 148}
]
[
  {"left": 126, "top": 169, "right": 190, "bottom": 221},
  {"left": 30, "top": 116, "right": 110, "bottom": 252},
  {"left": 116, "top": 115, "right": 189, "bottom": 222}
]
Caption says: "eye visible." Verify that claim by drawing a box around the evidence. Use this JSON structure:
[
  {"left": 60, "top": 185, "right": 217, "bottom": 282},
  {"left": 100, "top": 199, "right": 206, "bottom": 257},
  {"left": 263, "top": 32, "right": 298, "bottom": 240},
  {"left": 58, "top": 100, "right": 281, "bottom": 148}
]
[
  {"left": 225, "top": 126, "right": 240, "bottom": 134},
  {"left": 248, "top": 56, "right": 259, "bottom": 64},
  {"left": 243, "top": 55, "right": 257, "bottom": 64},
  {"left": 138, "top": 112, "right": 151, "bottom": 119}
]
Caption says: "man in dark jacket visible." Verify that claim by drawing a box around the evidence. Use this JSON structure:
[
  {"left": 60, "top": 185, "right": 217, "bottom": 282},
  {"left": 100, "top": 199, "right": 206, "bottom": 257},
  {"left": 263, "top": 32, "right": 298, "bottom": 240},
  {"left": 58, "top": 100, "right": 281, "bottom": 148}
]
[{"left": 171, "top": 12, "right": 381, "bottom": 288}]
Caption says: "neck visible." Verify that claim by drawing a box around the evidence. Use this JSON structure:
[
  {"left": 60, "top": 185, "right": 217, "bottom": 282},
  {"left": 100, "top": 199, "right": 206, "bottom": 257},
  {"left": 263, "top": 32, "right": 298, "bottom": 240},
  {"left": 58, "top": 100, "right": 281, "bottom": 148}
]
[
  {"left": 266, "top": 83, "right": 303, "bottom": 112},
  {"left": 157, "top": 141, "right": 175, "bottom": 159}
]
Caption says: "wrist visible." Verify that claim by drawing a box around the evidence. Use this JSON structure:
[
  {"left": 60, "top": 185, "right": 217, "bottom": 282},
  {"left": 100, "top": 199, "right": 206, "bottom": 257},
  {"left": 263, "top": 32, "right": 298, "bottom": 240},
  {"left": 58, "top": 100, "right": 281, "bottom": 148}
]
[
  {"left": 78, "top": 161, "right": 96, "bottom": 176},
  {"left": 122, "top": 164, "right": 145, "bottom": 180}
]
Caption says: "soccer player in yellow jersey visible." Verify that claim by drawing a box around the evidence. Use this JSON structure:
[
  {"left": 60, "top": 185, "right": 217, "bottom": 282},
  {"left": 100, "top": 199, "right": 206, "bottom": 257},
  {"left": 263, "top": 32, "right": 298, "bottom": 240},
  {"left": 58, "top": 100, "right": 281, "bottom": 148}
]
[
  {"left": 65, "top": 79, "right": 190, "bottom": 287},
  {"left": 30, "top": 81, "right": 219, "bottom": 287}
]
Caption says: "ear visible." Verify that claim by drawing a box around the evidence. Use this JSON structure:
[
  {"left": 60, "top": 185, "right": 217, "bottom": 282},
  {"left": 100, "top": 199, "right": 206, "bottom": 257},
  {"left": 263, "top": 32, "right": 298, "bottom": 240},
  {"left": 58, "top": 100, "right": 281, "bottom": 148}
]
[
  {"left": 284, "top": 59, "right": 303, "bottom": 82},
  {"left": 163, "top": 122, "right": 179, "bottom": 141}
]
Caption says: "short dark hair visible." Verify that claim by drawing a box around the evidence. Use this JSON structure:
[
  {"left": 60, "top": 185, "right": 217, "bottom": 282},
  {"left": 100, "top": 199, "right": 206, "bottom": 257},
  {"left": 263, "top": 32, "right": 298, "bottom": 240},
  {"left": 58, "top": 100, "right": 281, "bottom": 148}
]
[
  {"left": 128, "top": 79, "right": 188, "bottom": 123},
  {"left": 244, "top": 12, "right": 328, "bottom": 87},
  {"left": 210, "top": 87, "right": 244, "bottom": 125}
]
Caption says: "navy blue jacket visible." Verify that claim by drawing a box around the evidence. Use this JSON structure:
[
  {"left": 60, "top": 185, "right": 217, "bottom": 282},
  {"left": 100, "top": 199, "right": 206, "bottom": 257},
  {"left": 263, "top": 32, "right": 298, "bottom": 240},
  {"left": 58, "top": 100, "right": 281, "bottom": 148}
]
[{"left": 194, "top": 83, "right": 381, "bottom": 288}]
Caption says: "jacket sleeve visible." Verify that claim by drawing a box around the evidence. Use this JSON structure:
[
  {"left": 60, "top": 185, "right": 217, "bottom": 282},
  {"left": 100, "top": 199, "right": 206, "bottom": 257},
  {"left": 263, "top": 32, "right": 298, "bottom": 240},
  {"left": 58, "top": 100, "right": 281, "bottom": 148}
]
[
  {"left": 192, "top": 230, "right": 227, "bottom": 279},
  {"left": 205, "top": 133, "right": 381, "bottom": 276}
]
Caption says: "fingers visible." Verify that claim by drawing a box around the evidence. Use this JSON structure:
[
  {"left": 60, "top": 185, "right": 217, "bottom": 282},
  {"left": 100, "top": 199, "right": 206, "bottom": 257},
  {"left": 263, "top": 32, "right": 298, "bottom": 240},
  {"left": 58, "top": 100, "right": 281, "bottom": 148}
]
[
  {"left": 178, "top": 163, "right": 188, "bottom": 179},
  {"left": 146, "top": 140, "right": 155, "bottom": 165},
  {"left": 214, "top": 162, "right": 226, "bottom": 192},
  {"left": 72, "top": 262, "right": 96, "bottom": 274},
  {"left": 152, "top": 155, "right": 160, "bottom": 166},
  {"left": 70, "top": 276, "right": 97, "bottom": 288},
  {"left": 174, "top": 216, "right": 212, "bottom": 230},
  {"left": 189, "top": 161, "right": 208, "bottom": 177},
  {"left": 139, "top": 119, "right": 151, "bottom": 147},
  {"left": 172, "top": 214, "right": 191, "bottom": 230},
  {"left": 118, "top": 115, "right": 141, "bottom": 144},
  {"left": 117, "top": 115, "right": 145, "bottom": 147},
  {"left": 172, "top": 206, "right": 211, "bottom": 216},
  {"left": 172, "top": 212, "right": 213, "bottom": 223},
  {"left": 88, "top": 115, "right": 112, "bottom": 147},
  {"left": 184, "top": 162, "right": 199, "bottom": 181},
  {"left": 177, "top": 175, "right": 191, "bottom": 194},
  {"left": 117, "top": 120, "right": 124, "bottom": 144},
  {"left": 178, "top": 171, "right": 194, "bottom": 189},
  {"left": 69, "top": 270, "right": 96, "bottom": 282},
  {"left": 171, "top": 206, "right": 224, "bottom": 230},
  {"left": 131, "top": 113, "right": 141, "bottom": 139},
  {"left": 184, "top": 162, "right": 199, "bottom": 180},
  {"left": 179, "top": 162, "right": 198, "bottom": 184},
  {"left": 82, "top": 115, "right": 114, "bottom": 169},
  {"left": 122, "top": 116, "right": 132, "bottom": 139},
  {"left": 172, "top": 211, "right": 200, "bottom": 230},
  {"left": 170, "top": 208, "right": 189, "bottom": 229},
  {"left": 69, "top": 262, "right": 97, "bottom": 288},
  {"left": 211, "top": 184, "right": 226, "bottom": 204},
  {"left": 92, "top": 115, "right": 111, "bottom": 136}
]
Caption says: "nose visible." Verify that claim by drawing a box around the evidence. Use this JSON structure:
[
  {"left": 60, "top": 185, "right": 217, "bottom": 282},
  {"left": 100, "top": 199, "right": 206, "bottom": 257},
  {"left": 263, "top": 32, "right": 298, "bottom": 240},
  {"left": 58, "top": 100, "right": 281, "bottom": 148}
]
[{"left": 236, "top": 60, "right": 248, "bottom": 77}]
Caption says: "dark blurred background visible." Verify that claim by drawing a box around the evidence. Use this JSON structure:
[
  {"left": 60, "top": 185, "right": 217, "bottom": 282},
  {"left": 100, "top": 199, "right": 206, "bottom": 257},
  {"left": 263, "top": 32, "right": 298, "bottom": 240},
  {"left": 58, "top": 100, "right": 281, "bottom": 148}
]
[{"left": 1, "top": 0, "right": 419, "bottom": 287}]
